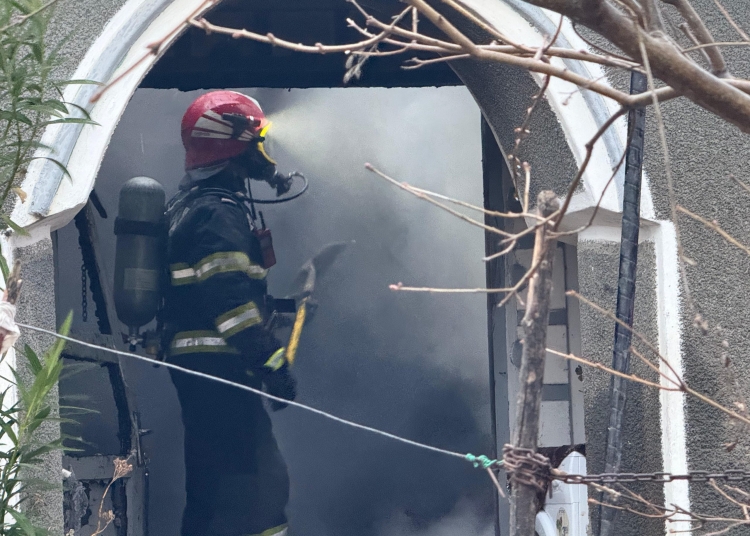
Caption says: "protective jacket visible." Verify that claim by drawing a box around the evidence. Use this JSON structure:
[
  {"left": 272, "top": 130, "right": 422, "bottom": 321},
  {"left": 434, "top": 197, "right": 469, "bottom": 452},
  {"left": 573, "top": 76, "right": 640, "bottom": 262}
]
[
  {"left": 163, "top": 178, "right": 293, "bottom": 536},
  {"left": 166, "top": 186, "right": 282, "bottom": 366}
]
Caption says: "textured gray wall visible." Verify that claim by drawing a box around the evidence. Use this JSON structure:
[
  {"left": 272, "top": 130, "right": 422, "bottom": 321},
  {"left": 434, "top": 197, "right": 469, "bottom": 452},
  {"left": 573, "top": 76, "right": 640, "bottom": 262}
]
[
  {"left": 451, "top": 59, "right": 580, "bottom": 204},
  {"left": 577, "top": 241, "right": 664, "bottom": 535},
  {"left": 467, "top": 0, "right": 750, "bottom": 526},
  {"left": 13, "top": 239, "right": 64, "bottom": 535},
  {"left": 11, "top": 3, "right": 129, "bottom": 534},
  {"left": 47, "top": 0, "right": 130, "bottom": 81},
  {"left": 23, "top": 0, "right": 750, "bottom": 533},
  {"left": 636, "top": 0, "right": 750, "bottom": 525}
]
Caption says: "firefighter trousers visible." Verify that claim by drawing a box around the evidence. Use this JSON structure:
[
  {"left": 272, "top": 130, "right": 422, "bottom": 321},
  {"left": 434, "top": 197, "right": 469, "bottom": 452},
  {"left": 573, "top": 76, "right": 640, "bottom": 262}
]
[{"left": 169, "top": 354, "right": 290, "bottom": 536}]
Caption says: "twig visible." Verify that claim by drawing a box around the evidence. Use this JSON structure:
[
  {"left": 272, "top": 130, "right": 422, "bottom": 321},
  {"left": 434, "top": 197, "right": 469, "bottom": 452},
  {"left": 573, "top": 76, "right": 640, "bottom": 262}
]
[
  {"left": 683, "top": 41, "right": 750, "bottom": 52},
  {"left": 676, "top": 205, "right": 750, "bottom": 257},
  {"left": 398, "top": 1, "right": 637, "bottom": 105},
  {"left": 91, "top": 0, "right": 219, "bottom": 102},
  {"left": 510, "top": 190, "right": 559, "bottom": 536},
  {"left": 638, "top": 30, "right": 697, "bottom": 315},
  {"left": 570, "top": 290, "right": 750, "bottom": 426},
  {"left": 568, "top": 290, "right": 681, "bottom": 382},
  {"left": 91, "top": 457, "right": 133, "bottom": 536},
  {"left": 550, "top": 147, "right": 626, "bottom": 237},
  {"left": 509, "top": 70, "right": 552, "bottom": 210},
  {"left": 486, "top": 467, "right": 507, "bottom": 498},
  {"left": 662, "top": 0, "right": 729, "bottom": 77},
  {"left": 630, "top": 346, "right": 684, "bottom": 390},
  {"left": 571, "top": 21, "right": 638, "bottom": 65},
  {"left": 406, "top": 0, "right": 478, "bottom": 52},
  {"left": 198, "top": 4, "right": 412, "bottom": 57},
  {"left": 439, "top": 0, "right": 533, "bottom": 52},
  {"left": 679, "top": 22, "right": 716, "bottom": 72},
  {"left": 729, "top": 174, "right": 750, "bottom": 196},
  {"left": 406, "top": 186, "right": 536, "bottom": 219},
  {"left": 547, "top": 348, "right": 679, "bottom": 391},
  {"left": 553, "top": 107, "right": 627, "bottom": 231},
  {"left": 389, "top": 283, "right": 515, "bottom": 293},
  {"left": 710, "top": 480, "right": 750, "bottom": 511},
  {"left": 364, "top": 164, "right": 514, "bottom": 238},
  {"left": 403, "top": 53, "right": 470, "bottom": 69},
  {"left": 0, "top": 0, "right": 59, "bottom": 33},
  {"left": 4, "top": 261, "right": 22, "bottom": 306},
  {"left": 710, "top": 0, "right": 750, "bottom": 42}
]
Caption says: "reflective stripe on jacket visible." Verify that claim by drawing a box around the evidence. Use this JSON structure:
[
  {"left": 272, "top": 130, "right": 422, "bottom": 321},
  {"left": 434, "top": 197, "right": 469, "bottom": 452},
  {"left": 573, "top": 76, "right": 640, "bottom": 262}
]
[{"left": 164, "top": 188, "right": 282, "bottom": 369}]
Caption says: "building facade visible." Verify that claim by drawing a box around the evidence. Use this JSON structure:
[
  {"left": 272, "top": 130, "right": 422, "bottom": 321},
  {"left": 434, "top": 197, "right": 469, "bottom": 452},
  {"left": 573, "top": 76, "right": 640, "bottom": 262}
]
[{"left": 5, "top": 0, "right": 749, "bottom": 534}]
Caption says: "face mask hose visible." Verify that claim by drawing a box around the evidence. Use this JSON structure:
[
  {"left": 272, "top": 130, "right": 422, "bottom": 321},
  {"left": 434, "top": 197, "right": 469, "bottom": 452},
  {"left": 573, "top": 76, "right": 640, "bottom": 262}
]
[{"left": 251, "top": 171, "right": 309, "bottom": 204}]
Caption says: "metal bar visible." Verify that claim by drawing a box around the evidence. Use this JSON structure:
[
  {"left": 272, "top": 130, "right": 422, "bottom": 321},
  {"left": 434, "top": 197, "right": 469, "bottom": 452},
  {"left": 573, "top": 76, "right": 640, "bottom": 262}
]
[{"left": 598, "top": 70, "right": 647, "bottom": 536}]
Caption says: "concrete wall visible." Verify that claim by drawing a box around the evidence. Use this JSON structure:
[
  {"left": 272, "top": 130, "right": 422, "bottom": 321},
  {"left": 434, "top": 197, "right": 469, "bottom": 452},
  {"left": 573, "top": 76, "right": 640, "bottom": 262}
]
[
  {"left": 452, "top": 59, "right": 581, "bottom": 204},
  {"left": 10, "top": 2, "right": 129, "bottom": 534},
  {"left": 13, "top": 240, "right": 63, "bottom": 535},
  {"left": 637, "top": 0, "right": 750, "bottom": 525},
  {"left": 18, "top": 0, "right": 750, "bottom": 534},
  {"left": 457, "top": 0, "right": 750, "bottom": 529},
  {"left": 47, "top": 0, "right": 130, "bottom": 82},
  {"left": 577, "top": 240, "right": 664, "bottom": 535}
]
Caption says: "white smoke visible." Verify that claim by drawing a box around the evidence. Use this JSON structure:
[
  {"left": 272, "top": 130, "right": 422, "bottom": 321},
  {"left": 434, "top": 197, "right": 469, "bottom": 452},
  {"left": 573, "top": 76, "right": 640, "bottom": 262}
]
[
  {"left": 379, "top": 499, "right": 495, "bottom": 536},
  {"left": 57, "top": 86, "right": 495, "bottom": 536}
]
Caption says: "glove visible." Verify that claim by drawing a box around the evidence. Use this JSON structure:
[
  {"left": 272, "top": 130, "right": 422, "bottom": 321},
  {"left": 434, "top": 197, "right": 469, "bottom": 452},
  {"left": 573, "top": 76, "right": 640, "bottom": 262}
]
[{"left": 262, "top": 363, "right": 297, "bottom": 412}]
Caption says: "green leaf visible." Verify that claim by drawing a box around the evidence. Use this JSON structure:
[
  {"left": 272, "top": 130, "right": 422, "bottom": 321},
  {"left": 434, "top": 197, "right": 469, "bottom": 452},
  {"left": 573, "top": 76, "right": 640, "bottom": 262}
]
[
  {"left": 54, "top": 78, "right": 103, "bottom": 87},
  {"left": 29, "top": 156, "right": 70, "bottom": 180},
  {"left": 23, "top": 345, "right": 41, "bottom": 375},
  {"left": 0, "top": 419, "right": 18, "bottom": 446},
  {"left": 42, "top": 99, "right": 70, "bottom": 114},
  {"left": 8, "top": 508, "right": 36, "bottom": 536},
  {"left": 0, "top": 216, "right": 29, "bottom": 237},
  {"left": 46, "top": 312, "right": 72, "bottom": 363},
  {"left": 8, "top": 2, "right": 32, "bottom": 16},
  {"left": 12, "top": 112, "right": 31, "bottom": 125},
  {"left": 23, "top": 104, "right": 64, "bottom": 118},
  {"left": 30, "top": 43, "right": 42, "bottom": 63},
  {"left": 0, "top": 253, "right": 9, "bottom": 282},
  {"left": 41, "top": 117, "right": 98, "bottom": 127},
  {"left": 20, "top": 442, "right": 60, "bottom": 463},
  {"left": 61, "top": 101, "right": 93, "bottom": 120}
]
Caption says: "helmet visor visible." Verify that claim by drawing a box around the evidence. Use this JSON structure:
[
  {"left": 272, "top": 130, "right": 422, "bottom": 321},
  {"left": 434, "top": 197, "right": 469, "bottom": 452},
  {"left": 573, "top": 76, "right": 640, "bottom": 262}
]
[{"left": 256, "top": 123, "right": 277, "bottom": 165}]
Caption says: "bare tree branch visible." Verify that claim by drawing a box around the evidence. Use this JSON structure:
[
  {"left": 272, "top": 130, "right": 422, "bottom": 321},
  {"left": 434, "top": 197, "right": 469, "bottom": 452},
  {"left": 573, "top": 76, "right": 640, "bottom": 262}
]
[
  {"left": 677, "top": 205, "right": 750, "bottom": 257},
  {"left": 661, "top": 0, "right": 729, "bottom": 77},
  {"left": 524, "top": 0, "right": 750, "bottom": 132},
  {"left": 710, "top": 0, "right": 750, "bottom": 42}
]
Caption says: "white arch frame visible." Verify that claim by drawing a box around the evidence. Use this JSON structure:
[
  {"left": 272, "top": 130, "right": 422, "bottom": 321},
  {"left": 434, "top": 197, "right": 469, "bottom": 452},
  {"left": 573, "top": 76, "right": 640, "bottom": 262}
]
[{"left": 5, "top": 0, "right": 689, "bottom": 531}]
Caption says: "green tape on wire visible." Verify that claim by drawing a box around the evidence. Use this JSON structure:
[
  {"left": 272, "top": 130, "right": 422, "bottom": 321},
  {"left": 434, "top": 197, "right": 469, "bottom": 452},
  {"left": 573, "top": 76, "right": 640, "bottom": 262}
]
[{"left": 465, "top": 453, "right": 503, "bottom": 469}]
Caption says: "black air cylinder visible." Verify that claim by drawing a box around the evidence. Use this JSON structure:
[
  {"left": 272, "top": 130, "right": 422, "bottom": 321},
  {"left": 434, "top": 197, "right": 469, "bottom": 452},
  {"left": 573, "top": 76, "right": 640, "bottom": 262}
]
[{"left": 113, "top": 177, "right": 165, "bottom": 332}]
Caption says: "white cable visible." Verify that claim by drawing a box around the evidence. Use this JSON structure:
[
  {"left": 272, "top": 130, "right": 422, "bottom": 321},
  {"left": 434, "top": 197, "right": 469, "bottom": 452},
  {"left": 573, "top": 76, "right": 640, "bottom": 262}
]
[{"left": 17, "top": 322, "right": 469, "bottom": 462}]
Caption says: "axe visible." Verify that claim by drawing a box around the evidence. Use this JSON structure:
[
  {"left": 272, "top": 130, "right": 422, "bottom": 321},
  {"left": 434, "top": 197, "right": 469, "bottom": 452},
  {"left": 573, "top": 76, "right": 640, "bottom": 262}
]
[{"left": 275, "top": 241, "right": 353, "bottom": 365}]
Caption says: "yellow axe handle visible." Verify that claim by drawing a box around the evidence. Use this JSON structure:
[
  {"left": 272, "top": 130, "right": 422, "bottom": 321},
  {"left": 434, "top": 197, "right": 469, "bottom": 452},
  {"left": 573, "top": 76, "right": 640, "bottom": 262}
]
[{"left": 286, "top": 300, "right": 307, "bottom": 366}]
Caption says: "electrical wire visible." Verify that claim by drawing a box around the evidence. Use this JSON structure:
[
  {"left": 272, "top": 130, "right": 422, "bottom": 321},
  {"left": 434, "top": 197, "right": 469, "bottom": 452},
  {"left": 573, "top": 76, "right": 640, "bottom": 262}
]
[{"left": 16, "top": 322, "right": 473, "bottom": 463}]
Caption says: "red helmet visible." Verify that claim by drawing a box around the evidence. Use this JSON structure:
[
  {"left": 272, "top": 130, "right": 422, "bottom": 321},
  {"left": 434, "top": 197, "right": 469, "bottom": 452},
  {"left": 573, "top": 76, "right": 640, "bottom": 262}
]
[{"left": 181, "top": 91, "right": 273, "bottom": 171}]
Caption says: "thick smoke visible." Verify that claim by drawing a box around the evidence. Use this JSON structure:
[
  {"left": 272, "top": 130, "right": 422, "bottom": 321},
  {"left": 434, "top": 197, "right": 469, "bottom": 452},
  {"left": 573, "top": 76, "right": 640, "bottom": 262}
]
[{"left": 56, "top": 87, "right": 494, "bottom": 536}]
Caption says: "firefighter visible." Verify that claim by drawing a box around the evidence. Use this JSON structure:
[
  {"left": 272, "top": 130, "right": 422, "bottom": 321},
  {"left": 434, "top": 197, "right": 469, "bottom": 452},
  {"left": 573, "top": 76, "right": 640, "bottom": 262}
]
[{"left": 163, "top": 91, "right": 296, "bottom": 536}]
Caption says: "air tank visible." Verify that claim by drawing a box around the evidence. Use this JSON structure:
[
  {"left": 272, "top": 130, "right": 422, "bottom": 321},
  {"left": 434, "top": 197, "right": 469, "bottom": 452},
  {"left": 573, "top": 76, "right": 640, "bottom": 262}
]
[{"left": 114, "top": 177, "right": 166, "bottom": 336}]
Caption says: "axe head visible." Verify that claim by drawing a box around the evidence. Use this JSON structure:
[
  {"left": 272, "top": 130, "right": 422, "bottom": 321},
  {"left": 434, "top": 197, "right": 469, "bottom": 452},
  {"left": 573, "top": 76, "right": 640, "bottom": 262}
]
[{"left": 288, "top": 241, "right": 353, "bottom": 302}]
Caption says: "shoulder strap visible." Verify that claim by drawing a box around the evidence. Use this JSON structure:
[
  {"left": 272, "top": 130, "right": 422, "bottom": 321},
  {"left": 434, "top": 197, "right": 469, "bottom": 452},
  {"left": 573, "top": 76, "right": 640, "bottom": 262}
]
[{"left": 166, "top": 186, "right": 256, "bottom": 235}]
